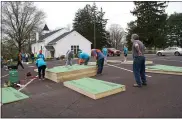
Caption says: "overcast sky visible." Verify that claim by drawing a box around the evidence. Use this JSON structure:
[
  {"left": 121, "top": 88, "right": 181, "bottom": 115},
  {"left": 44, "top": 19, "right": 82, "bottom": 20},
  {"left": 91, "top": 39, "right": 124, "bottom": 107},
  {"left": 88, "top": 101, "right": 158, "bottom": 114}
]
[{"left": 35, "top": 2, "right": 182, "bottom": 31}]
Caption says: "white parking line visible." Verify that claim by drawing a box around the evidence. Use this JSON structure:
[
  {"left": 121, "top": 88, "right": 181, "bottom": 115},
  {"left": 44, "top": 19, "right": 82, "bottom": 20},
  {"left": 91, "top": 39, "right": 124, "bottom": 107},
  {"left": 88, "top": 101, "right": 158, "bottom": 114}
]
[
  {"left": 107, "top": 64, "right": 152, "bottom": 78},
  {"left": 0, "top": 74, "right": 9, "bottom": 78},
  {"left": 18, "top": 78, "right": 36, "bottom": 91}
]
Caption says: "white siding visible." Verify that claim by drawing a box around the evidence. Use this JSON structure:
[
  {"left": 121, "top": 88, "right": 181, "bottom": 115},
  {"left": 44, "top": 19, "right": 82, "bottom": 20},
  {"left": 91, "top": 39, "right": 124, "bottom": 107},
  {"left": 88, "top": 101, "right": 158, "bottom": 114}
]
[{"left": 54, "top": 31, "right": 92, "bottom": 58}]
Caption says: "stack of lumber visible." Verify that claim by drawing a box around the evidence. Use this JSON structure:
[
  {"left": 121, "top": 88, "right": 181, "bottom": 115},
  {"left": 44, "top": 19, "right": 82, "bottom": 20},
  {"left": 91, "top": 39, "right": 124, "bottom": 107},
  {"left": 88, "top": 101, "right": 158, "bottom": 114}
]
[
  {"left": 146, "top": 65, "right": 182, "bottom": 75},
  {"left": 34, "top": 64, "right": 97, "bottom": 83},
  {"left": 63, "top": 78, "right": 126, "bottom": 100}
]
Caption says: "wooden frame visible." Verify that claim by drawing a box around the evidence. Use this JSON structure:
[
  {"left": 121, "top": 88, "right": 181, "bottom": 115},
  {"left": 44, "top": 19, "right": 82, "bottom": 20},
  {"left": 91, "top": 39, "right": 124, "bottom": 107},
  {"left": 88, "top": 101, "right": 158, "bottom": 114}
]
[
  {"left": 34, "top": 66, "right": 97, "bottom": 83},
  {"left": 63, "top": 78, "right": 126, "bottom": 100}
]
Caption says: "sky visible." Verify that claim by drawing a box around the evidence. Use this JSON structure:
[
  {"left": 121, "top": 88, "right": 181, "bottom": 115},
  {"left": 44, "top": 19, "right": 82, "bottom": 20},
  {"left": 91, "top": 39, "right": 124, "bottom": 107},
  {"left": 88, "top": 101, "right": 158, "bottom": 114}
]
[{"left": 35, "top": 2, "right": 182, "bottom": 31}]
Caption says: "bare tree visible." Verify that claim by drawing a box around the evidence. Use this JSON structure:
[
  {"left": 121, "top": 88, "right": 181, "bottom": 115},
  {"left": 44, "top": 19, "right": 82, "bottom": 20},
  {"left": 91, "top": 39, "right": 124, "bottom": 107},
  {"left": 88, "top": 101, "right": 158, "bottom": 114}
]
[
  {"left": 2, "top": 2, "right": 45, "bottom": 52},
  {"left": 66, "top": 24, "right": 71, "bottom": 31},
  {"left": 108, "top": 24, "right": 125, "bottom": 49}
]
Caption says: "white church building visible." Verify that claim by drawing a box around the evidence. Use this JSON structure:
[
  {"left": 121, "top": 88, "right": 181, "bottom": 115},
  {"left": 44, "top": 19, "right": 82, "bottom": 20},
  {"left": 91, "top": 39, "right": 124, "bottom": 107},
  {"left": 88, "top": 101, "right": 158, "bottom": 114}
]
[{"left": 31, "top": 24, "right": 92, "bottom": 58}]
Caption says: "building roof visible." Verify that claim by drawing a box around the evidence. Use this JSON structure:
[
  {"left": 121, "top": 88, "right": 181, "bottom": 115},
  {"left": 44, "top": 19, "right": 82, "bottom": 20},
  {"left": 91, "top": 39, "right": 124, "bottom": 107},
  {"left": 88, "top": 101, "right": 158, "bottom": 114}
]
[
  {"left": 42, "top": 24, "right": 49, "bottom": 31},
  {"left": 38, "top": 29, "right": 63, "bottom": 42},
  {"left": 47, "top": 30, "right": 74, "bottom": 45}
]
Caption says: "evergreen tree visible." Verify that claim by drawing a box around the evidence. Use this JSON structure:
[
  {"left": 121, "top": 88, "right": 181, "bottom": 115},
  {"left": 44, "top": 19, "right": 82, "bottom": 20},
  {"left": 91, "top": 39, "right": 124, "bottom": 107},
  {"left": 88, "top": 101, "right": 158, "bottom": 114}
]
[
  {"left": 166, "top": 12, "right": 182, "bottom": 47},
  {"left": 73, "top": 3, "right": 109, "bottom": 49},
  {"left": 131, "top": 1, "right": 168, "bottom": 49}
]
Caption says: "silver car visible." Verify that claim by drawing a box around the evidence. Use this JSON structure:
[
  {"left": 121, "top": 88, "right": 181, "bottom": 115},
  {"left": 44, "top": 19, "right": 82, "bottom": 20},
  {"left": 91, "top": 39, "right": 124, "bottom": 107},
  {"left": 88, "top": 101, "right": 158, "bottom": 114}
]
[{"left": 156, "top": 47, "right": 182, "bottom": 56}]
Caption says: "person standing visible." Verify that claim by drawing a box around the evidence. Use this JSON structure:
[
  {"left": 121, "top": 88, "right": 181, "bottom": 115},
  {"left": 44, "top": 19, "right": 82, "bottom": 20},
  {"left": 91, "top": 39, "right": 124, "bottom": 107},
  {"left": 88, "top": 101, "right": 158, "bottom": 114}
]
[
  {"left": 36, "top": 58, "right": 47, "bottom": 80},
  {"left": 25, "top": 53, "right": 29, "bottom": 62},
  {"left": 102, "top": 46, "right": 108, "bottom": 63},
  {"left": 31, "top": 52, "right": 35, "bottom": 63},
  {"left": 91, "top": 49, "right": 105, "bottom": 75},
  {"left": 131, "top": 34, "right": 147, "bottom": 87},
  {"left": 65, "top": 50, "right": 74, "bottom": 66},
  {"left": 21, "top": 52, "right": 25, "bottom": 63},
  {"left": 123, "top": 45, "right": 128, "bottom": 62},
  {"left": 37, "top": 50, "right": 45, "bottom": 60},
  {"left": 78, "top": 51, "right": 90, "bottom": 65},
  {"left": 17, "top": 52, "right": 24, "bottom": 69}
]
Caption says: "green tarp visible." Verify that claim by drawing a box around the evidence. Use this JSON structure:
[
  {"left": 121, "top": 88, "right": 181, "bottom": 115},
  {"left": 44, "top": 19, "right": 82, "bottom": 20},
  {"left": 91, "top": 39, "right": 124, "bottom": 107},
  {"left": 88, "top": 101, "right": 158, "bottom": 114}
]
[
  {"left": 64, "top": 78, "right": 125, "bottom": 94},
  {"left": 1, "top": 87, "right": 29, "bottom": 104},
  {"left": 146, "top": 65, "right": 182, "bottom": 72},
  {"left": 47, "top": 64, "right": 95, "bottom": 73}
]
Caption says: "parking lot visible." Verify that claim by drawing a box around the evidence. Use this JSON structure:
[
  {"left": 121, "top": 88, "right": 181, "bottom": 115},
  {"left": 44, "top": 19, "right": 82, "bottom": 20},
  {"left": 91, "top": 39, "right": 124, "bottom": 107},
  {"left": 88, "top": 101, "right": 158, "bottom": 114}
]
[{"left": 1, "top": 54, "right": 182, "bottom": 118}]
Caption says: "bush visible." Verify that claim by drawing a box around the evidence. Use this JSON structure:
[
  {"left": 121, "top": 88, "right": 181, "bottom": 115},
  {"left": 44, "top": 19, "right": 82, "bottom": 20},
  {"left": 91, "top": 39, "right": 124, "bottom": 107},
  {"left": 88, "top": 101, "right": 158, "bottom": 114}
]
[{"left": 60, "top": 55, "right": 65, "bottom": 60}]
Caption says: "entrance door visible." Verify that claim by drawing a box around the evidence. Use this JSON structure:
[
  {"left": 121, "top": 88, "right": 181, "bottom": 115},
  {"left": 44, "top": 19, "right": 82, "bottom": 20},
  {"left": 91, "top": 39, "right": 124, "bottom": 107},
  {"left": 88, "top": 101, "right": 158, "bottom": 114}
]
[{"left": 50, "top": 51, "right": 55, "bottom": 58}]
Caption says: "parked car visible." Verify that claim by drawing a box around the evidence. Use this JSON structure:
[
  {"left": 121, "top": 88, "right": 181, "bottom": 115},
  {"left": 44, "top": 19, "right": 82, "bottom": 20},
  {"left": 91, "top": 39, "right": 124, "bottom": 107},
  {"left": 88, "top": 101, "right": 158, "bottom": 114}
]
[
  {"left": 107, "top": 48, "right": 121, "bottom": 56},
  {"left": 156, "top": 47, "right": 182, "bottom": 56}
]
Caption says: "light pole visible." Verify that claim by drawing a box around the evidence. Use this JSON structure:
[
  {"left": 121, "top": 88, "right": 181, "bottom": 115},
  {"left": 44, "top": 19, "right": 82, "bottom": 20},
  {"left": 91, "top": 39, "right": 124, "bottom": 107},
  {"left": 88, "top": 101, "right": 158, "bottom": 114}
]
[{"left": 93, "top": 4, "right": 96, "bottom": 49}]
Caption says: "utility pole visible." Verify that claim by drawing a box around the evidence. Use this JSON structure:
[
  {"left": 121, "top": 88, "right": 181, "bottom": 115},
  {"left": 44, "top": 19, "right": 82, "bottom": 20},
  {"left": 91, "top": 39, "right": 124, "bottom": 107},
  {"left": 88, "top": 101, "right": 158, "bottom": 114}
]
[{"left": 93, "top": 2, "right": 96, "bottom": 49}]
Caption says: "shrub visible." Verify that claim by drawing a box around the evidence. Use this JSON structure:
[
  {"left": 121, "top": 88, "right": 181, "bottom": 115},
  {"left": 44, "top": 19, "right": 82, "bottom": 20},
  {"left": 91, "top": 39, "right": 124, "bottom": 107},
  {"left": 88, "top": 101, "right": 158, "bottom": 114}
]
[{"left": 60, "top": 55, "right": 65, "bottom": 60}]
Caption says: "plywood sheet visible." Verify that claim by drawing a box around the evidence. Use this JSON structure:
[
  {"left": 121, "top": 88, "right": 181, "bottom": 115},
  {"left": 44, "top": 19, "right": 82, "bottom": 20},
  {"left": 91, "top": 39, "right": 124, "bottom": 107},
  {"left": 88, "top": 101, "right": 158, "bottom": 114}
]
[
  {"left": 1, "top": 87, "right": 29, "bottom": 104},
  {"left": 64, "top": 78, "right": 125, "bottom": 100}
]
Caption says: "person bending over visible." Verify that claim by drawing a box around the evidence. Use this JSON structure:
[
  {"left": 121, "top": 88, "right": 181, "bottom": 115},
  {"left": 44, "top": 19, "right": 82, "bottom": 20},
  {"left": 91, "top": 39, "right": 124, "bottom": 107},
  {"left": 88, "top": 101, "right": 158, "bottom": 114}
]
[
  {"left": 78, "top": 51, "right": 90, "bottom": 65},
  {"left": 36, "top": 58, "right": 47, "bottom": 80},
  {"left": 91, "top": 49, "right": 105, "bottom": 75}
]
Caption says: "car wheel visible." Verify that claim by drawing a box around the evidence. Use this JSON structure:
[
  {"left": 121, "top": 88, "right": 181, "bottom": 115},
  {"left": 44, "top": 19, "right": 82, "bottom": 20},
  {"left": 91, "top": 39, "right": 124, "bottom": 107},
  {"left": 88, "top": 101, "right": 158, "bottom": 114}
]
[
  {"left": 157, "top": 52, "right": 162, "bottom": 56},
  {"left": 174, "top": 52, "right": 180, "bottom": 56}
]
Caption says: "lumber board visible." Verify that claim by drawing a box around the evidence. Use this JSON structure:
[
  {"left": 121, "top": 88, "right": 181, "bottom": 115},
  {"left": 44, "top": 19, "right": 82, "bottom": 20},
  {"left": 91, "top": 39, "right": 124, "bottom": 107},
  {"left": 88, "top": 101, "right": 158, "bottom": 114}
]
[
  {"left": 146, "top": 69, "right": 182, "bottom": 75},
  {"left": 121, "top": 60, "right": 153, "bottom": 64},
  {"left": 107, "top": 60, "right": 121, "bottom": 63},
  {"left": 63, "top": 78, "right": 126, "bottom": 100},
  {"left": 146, "top": 65, "right": 182, "bottom": 73}
]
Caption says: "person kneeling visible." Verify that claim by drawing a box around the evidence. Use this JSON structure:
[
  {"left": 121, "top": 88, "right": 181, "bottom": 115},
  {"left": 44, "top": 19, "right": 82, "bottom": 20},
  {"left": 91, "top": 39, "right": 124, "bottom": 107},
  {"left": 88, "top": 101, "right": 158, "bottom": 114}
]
[
  {"left": 78, "top": 51, "right": 90, "bottom": 65},
  {"left": 36, "top": 58, "right": 47, "bottom": 80}
]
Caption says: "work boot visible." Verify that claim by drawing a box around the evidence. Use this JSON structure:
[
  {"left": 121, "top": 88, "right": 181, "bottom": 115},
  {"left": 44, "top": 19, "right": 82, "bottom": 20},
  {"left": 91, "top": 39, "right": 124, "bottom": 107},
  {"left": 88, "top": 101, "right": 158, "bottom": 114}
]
[{"left": 133, "top": 84, "right": 142, "bottom": 88}]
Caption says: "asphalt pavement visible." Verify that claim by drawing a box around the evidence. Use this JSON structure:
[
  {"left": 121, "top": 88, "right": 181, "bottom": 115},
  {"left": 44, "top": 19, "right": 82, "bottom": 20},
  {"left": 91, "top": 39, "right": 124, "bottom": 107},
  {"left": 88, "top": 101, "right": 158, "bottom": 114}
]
[{"left": 1, "top": 54, "right": 182, "bottom": 118}]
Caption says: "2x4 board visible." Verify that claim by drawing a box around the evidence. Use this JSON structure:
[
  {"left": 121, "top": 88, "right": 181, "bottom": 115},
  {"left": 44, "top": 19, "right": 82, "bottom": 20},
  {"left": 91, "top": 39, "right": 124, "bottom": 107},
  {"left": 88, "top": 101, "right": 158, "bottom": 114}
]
[
  {"left": 34, "top": 64, "right": 97, "bottom": 83},
  {"left": 146, "top": 65, "right": 182, "bottom": 75},
  {"left": 64, "top": 78, "right": 126, "bottom": 100},
  {"left": 107, "top": 60, "right": 153, "bottom": 64},
  {"left": 121, "top": 60, "right": 153, "bottom": 65}
]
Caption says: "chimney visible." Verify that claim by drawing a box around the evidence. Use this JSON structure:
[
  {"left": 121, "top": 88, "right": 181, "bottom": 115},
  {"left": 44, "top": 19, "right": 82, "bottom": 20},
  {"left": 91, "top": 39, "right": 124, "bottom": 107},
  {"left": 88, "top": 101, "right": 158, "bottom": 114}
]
[{"left": 36, "top": 32, "right": 39, "bottom": 42}]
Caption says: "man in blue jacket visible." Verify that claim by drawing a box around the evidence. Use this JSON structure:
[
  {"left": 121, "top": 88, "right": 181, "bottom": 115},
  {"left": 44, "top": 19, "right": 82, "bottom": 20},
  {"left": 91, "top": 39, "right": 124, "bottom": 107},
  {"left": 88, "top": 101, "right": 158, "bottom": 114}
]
[
  {"left": 102, "top": 46, "right": 108, "bottom": 63},
  {"left": 36, "top": 58, "right": 47, "bottom": 80},
  {"left": 78, "top": 51, "right": 90, "bottom": 65}
]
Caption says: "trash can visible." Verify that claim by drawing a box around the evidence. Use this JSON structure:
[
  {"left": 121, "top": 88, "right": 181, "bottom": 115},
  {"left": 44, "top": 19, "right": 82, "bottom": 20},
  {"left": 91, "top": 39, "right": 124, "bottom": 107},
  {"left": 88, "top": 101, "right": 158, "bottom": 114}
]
[{"left": 9, "top": 69, "right": 19, "bottom": 84}]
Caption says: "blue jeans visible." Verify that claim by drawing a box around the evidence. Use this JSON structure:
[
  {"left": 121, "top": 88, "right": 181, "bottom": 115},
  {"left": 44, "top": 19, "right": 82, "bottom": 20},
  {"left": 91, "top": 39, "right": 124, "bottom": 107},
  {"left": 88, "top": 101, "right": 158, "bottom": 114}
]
[
  {"left": 133, "top": 56, "right": 146, "bottom": 85},
  {"left": 97, "top": 58, "right": 104, "bottom": 74}
]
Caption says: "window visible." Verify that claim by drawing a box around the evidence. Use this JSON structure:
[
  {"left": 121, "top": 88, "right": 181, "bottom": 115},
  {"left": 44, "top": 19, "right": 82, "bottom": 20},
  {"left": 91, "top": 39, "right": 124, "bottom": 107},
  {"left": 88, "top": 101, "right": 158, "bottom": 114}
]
[{"left": 71, "top": 45, "right": 79, "bottom": 54}]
